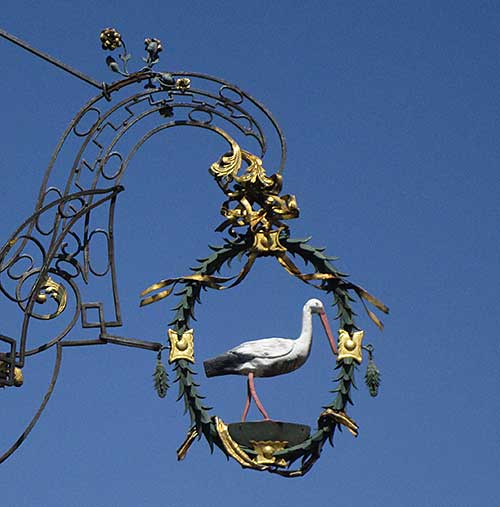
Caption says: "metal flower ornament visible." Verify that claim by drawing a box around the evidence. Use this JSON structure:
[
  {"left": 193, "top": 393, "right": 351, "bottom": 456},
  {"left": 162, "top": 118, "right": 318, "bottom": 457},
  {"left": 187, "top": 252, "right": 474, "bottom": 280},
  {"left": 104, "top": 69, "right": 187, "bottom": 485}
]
[{"left": 0, "top": 27, "right": 388, "bottom": 476}]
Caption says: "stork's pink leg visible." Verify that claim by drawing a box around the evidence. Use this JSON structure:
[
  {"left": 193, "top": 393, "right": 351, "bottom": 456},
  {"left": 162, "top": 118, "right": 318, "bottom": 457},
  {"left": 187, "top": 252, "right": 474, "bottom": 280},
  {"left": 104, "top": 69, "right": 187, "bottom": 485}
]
[
  {"left": 248, "top": 372, "right": 270, "bottom": 421},
  {"left": 241, "top": 381, "right": 251, "bottom": 422}
]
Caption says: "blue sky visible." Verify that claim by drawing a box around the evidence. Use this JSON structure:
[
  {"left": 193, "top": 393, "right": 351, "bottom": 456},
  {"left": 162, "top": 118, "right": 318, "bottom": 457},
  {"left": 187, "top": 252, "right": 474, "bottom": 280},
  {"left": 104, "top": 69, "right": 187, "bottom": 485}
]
[{"left": 1, "top": 1, "right": 499, "bottom": 506}]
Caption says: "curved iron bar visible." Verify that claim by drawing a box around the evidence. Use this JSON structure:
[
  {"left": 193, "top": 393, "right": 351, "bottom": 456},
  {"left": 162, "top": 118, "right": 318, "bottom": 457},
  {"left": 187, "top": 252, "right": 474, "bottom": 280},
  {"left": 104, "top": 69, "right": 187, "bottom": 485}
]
[
  {"left": 41, "top": 72, "right": 285, "bottom": 202},
  {"left": 119, "top": 122, "right": 236, "bottom": 173},
  {"left": 165, "top": 71, "right": 287, "bottom": 174},
  {"left": 1, "top": 236, "right": 47, "bottom": 302},
  {"left": 74, "top": 94, "right": 258, "bottom": 194},
  {"left": 0, "top": 188, "right": 119, "bottom": 272},
  {"left": 94, "top": 96, "right": 266, "bottom": 182},
  {"left": 65, "top": 87, "right": 270, "bottom": 204},
  {"left": 103, "top": 71, "right": 286, "bottom": 168},
  {"left": 0, "top": 342, "right": 63, "bottom": 464}
]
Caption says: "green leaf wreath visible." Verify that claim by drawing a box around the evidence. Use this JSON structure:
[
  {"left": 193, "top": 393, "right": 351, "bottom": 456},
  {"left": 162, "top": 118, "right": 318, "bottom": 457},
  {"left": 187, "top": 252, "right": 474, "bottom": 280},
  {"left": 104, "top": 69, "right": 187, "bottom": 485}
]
[{"left": 142, "top": 230, "right": 387, "bottom": 477}]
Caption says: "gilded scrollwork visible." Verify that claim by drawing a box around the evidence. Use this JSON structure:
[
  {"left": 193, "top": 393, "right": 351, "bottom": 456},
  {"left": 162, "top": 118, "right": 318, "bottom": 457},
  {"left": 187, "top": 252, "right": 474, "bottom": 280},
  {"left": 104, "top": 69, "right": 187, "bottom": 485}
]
[
  {"left": 210, "top": 139, "right": 299, "bottom": 239},
  {"left": 214, "top": 417, "right": 269, "bottom": 471},
  {"left": 34, "top": 276, "right": 68, "bottom": 320}
]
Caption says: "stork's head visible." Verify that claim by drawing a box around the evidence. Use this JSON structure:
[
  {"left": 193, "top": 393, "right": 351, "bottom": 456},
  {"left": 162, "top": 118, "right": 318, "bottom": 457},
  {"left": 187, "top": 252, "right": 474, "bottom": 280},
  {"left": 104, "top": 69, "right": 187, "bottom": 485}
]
[
  {"left": 305, "top": 298, "right": 338, "bottom": 355},
  {"left": 305, "top": 298, "right": 325, "bottom": 314}
]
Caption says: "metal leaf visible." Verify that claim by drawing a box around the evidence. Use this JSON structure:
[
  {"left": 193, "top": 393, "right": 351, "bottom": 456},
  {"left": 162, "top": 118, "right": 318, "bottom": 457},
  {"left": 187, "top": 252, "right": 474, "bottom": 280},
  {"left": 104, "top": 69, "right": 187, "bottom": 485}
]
[
  {"left": 153, "top": 358, "right": 169, "bottom": 399},
  {"left": 356, "top": 287, "right": 389, "bottom": 314},
  {"left": 365, "top": 358, "right": 381, "bottom": 397},
  {"left": 367, "top": 309, "right": 384, "bottom": 330}
]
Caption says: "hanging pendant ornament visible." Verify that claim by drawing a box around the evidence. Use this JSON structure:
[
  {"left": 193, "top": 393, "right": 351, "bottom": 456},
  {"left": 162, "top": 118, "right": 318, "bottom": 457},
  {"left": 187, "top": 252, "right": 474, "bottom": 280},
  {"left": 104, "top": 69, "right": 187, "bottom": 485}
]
[{"left": 0, "top": 27, "right": 388, "bottom": 475}]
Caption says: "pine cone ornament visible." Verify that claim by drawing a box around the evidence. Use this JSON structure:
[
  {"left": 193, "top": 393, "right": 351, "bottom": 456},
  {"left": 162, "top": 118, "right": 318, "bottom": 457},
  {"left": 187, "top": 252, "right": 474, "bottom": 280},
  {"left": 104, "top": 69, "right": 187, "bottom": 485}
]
[
  {"left": 153, "top": 356, "right": 169, "bottom": 398},
  {"left": 365, "top": 358, "right": 380, "bottom": 397}
]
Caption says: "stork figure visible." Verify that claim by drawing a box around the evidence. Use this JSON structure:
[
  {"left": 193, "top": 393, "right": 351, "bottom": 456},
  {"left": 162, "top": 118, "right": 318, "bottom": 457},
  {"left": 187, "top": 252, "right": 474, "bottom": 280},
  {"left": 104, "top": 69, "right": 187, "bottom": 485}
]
[{"left": 203, "top": 298, "right": 337, "bottom": 421}]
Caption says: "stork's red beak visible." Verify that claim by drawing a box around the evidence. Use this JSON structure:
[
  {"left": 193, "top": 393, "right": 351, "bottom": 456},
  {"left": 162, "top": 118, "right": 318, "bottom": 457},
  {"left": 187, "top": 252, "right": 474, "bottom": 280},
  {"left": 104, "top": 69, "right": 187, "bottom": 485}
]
[{"left": 318, "top": 310, "right": 338, "bottom": 355}]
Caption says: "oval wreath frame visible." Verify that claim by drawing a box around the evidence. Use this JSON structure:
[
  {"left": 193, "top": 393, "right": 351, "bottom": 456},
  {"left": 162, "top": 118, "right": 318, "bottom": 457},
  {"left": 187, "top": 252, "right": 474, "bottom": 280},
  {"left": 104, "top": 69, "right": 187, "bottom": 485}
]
[{"left": 146, "top": 229, "right": 387, "bottom": 478}]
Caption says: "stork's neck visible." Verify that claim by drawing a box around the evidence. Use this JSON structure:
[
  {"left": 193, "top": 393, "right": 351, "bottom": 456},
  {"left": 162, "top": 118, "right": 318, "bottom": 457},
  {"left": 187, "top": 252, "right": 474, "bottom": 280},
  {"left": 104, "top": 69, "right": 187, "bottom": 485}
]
[{"left": 296, "top": 304, "right": 314, "bottom": 353}]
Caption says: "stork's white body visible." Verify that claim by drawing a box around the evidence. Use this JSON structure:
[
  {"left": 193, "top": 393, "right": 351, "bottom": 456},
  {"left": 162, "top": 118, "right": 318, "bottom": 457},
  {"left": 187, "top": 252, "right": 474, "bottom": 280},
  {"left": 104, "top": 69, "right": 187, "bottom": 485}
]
[
  {"left": 203, "top": 298, "right": 336, "bottom": 421},
  {"left": 203, "top": 299, "right": 321, "bottom": 379}
]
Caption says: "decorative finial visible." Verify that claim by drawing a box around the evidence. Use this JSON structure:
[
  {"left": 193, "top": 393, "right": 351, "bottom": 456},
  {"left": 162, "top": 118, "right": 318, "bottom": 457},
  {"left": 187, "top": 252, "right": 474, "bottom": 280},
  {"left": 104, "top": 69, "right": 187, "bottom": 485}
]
[
  {"left": 100, "top": 28, "right": 122, "bottom": 51},
  {"left": 99, "top": 29, "right": 174, "bottom": 86},
  {"left": 364, "top": 344, "right": 381, "bottom": 396},
  {"left": 175, "top": 77, "right": 191, "bottom": 91},
  {"left": 153, "top": 350, "right": 169, "bottom": 398},
  {"left": 144, "top": 37, "right": 162, "bottom": 55}
]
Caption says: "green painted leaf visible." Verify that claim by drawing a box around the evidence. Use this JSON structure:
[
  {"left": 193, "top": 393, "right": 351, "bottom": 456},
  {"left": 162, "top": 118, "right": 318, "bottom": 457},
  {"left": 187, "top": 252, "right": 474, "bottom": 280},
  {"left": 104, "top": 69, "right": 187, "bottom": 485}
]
[
  {"left": 153, "top": 358, "right": 169, "bottom": 399},
  {"left": 365, "top": 358, "right": 381, "bottom": 397}
]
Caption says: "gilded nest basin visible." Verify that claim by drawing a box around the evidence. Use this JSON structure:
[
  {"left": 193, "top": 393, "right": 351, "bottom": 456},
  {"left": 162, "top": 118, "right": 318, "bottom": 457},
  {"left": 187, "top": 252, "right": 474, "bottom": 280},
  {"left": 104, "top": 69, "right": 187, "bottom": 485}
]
[{"left": 227, "top": 421, "right": 311, "bottom": 467}]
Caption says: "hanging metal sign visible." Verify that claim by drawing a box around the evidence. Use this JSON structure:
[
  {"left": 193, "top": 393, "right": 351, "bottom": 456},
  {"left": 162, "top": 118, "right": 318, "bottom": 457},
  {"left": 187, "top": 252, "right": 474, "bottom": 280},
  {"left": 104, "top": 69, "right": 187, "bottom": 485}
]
[{"left": 0, "top": 28, "right": 388, "bottom": 476}]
